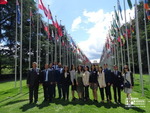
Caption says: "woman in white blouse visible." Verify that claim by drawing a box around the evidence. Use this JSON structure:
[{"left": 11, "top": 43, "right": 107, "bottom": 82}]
[
  {"left": 82, "top": 66, "right": 90, "bottom": 101},
  {"left": 123, "top": 65, "right": 134, "bottom": 107},
  {"left": 97, "top": 66, "right": 106, "bottom": 103},
  {"left": 70, "top": 65, "right": 77, "bottom": 101}
]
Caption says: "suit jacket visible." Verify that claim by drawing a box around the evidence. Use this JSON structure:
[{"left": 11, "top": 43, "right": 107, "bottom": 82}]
[
  {"left": 112, "top": 70, "right": 124, "bottom": 87},
  {"left": 55, "top": 67, "right": 62, "bottom": 84},
  {"left": 27, "top": 68, "right": 41, "bottom": 87},
  {"left": 60, "top": 72, "right": 71, "bottom": 85},
  {"left": 49, "top": 68, "right": 56, "bottom": 83},
  {"left": 41, "top": 69, "right": 49, "bottom": 83},
  {"left": 104, "top": 68, "right": 112, "bottom": 84}
]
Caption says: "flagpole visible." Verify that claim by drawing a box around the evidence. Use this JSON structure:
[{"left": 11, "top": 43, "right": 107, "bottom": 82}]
[
  {"left": 15, "top": 0, "right": 18, "bottom": 88},
  {"left": 114, "top": 41, "right": 117, "bottom": 65},
  {"left": 66, "top": 40, "right": 68, "bottom": 66},
  {"left": 113, "top": 7, "right": 123, "bottom": 70},
  {"left": 29, "top": 7, "right": 32, "bottom": 70},
  {"left": 143, "top": 0, "right": 150, "bottom": 82},
  {"left": 59, "top": 20, "right": 62, "bottom": 63},
  {"left": 20, "top": 0, "right": 23, "bottom": 93},
  {"left": 129, "top": 13, "right": 135, "bottom": 74},
  {"left": 54, "top": 16, "right": 57, "bottom": 63},
  {"left": 39, "top": 18, "right": 41, "bottom": 68},
  {"left": 46, "top": 5, "right": 50, "bottom": 64},
  {"left": 71, "top": 47, "right": 73, "bottom": 65},
  {"left": 135, "top": 0, "right": 144, "bottom": 96},
  {"left": 124, "top": 0, "right": 131, "bottom": 70},
  {"left": 116, "top": 41, "right": 119, "bottom": 69},
  {"left": 51, "top": 40, "right": 53, "bottom": 63},
  {"left": 36, "top": 0, "right": 39, "bottom": 66}
]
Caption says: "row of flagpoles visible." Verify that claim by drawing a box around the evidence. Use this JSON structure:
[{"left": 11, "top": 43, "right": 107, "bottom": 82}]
[
  {"left": 100, "top": 0, "right": 150, "bottom": 96},
  {"left": 0, "top": 0, "right": 91, "bottom": 92}
]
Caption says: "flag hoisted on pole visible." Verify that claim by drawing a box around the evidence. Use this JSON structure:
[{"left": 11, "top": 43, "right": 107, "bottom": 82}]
[
  {"left": 135, "top": 0, "right": 144, "bottom": 96},
  {"left": 124, "top": 0, "right": 131, "bottom": 70},
  {"left": 20, "top": 0, "right": 23, "bottom": 93},
  {"left": 117, "top": 0, "right": 123, "bottom": 20}
]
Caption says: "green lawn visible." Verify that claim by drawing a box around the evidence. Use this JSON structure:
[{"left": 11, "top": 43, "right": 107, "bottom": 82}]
[{"left": 0, "top": 74, "right": 150, "bottom": 113}]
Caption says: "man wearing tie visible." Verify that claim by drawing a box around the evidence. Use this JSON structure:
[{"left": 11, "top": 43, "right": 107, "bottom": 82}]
[
  {"left": 41, "top": 64, "right": 50, "bottom": 102},
  {"left": 49, "top": 63, "right": 56, "bottom": 102},
  {"left": 112, "top": 65, "right": 124, "bottom": 104},
  {"left": 27, "top": 62, "right": 41, "bottom": 104},
  {"left": 103, "top": 64, "right": 112, "bottom": 103}
]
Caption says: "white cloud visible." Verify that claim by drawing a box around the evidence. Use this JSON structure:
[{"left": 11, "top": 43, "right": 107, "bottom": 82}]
[
  {"left": 71, "top": 16, "right": 82, "bottom": 31},
  {"left": 71, "top": 8, "right": 135, "bottom": 63},
  {"left": 78, "top": 9, "right": 113, "bottom": 62}
]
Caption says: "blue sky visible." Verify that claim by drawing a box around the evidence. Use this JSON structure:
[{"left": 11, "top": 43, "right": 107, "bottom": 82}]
[{"left": 41, "top": 0, "right": 136, "bottom": 63}]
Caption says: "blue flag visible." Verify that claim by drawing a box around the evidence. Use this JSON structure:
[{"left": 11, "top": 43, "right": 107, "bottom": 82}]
[{"left": 117, "top": 0, "right": 123, "bottom": 20}]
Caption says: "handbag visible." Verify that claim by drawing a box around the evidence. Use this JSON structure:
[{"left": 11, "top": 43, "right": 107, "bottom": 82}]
[{"left": 124, "top": 74, "right": 131, "bottom": 88}]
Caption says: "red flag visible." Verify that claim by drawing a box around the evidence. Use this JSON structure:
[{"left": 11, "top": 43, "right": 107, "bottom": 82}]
[
  {"left": 144, "top": 0, "right": 149, "bottom": 10},
  {"left": 117, "top": 36, "right": 121, "bottom": 42},
  {"left": 146, "top": 9, "right": 150, "bottom": 20},
  {"left": 38, "top": 0, "right": 48, "bottom": 17},
  {"left": 41, "top": 21, "right": 50, "bottom": 39},
  {"left": 0, "top": 0, "right": 7, "bottom": 4},
  {"left": 55, "top": 19, "right": 59, "bottom": 29}
]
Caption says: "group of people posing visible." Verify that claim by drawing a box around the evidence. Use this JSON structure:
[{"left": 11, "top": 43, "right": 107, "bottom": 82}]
[{"left": 27, "top": 62, "right": 134, "bottom": 106}]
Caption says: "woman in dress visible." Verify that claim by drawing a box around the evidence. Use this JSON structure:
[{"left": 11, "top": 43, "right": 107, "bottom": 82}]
[
  {"left": 76, "top": 65, "right": 84, "bottom": 100},
  {"left": 123, "top": 65, "right": 134, "bottom": 107},
  {"left": 89, "top": 65, "right": 98, "bottom": 102},
  {"left": 97, "top": 66, "right": 106, "bottom": 103},
  {"left": 82, "top": 66, "right": 90, "bottom": 101},
  {"left": 70, "top": 65, "right": 77, "bottom": 101},
  {"left": 60, "top": 66, "right": 71, "bottom": 101}
]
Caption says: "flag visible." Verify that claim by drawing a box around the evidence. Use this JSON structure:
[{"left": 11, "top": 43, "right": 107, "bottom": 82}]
[
  {"left": 41, "top": 21, "right": 50, "bottom": 39},
  {"left": 146, "top": 9, "right": 150, "bottom": 20},
  {"left": 54, "top": 19, "right": 59, "bottom": 29},
  {"left": 114, "top": 8, "right": 119, "bottom": 22},
  {"left": 127, "top": 0, "right": 132, "bottom": 9},
  {"left": 113, "top": 19, "right": 119, "bottom": 29},
  {"left": 16, "top": 0, "right": 21, "bottom": 24},
  {"left": 38, "top": 0, "right": 48, "bottom": 17},
  {"left": 117, "top": 0, "right": 123, "bottom": 20},
  {"left": 47, "top": 8, "right": 56, "bottom": 26},
  {"left": 144, "top": 0, "right": 149, "bottom": 10},
  {"left": 30, "top": 8, "right": 35, "bottom": 27},
  {"left": 0, "top": 0, "right": 7, "bottom": 4}
]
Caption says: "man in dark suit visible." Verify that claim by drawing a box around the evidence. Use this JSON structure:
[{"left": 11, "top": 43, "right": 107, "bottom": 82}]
[
  {"left": 27, "top": 62, "right": 41, "bottom": 104},
  {"left": 49, "top": 63, "right": 56, "bottom": 102},
  {"left": 103, "top": 63, "right": 112, "bottom": 102},
  {"left": 52, "top": 62, "right": 58, "bottom": 98},
  {"left": 55, "top": 63, "right": 63, "bottom": 99},
  {"left": 41, "top": 64, "right": 50, "bottom": 102},
  {"left": 112, "top": 65, "right": 124, "bottom": 104}
]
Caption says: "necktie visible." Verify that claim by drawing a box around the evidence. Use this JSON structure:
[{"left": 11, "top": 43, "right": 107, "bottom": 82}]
[{"left": 45, "top": 70, "right": 48, "bottom": 81}]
